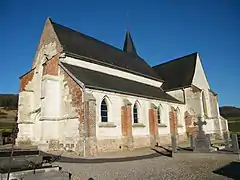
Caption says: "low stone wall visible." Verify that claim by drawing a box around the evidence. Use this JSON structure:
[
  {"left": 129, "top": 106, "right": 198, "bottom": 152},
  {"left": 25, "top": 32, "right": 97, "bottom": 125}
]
[
  {"left": 133, "top": 135, "right": 151, "bottom": 149},
  {"left": 97, "top": 138, "right": 123, "bottom": 153},
  {"left": 158, "top": 135, "right": 171, "bottom": 145}
]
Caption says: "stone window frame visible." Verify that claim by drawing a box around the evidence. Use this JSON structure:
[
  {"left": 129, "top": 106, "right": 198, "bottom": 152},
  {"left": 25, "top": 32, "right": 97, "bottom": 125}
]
[
  {"left": 98, "top": 95, "right": 116, "bottom": 128},
  {"left": 132, "top": 100, "right": 141, "bottom": 124},
  {"left": 157, "top": 104, "right": 163, "bottom": 124},
  {"left": 100, "top": 96, "right": 109, "bottom": 122}
]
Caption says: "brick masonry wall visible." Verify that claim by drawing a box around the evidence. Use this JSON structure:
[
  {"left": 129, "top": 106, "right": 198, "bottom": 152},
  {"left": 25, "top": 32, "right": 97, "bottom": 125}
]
[
  {"left": 20, "top": 70, "right": 34, "bottom": 92},
  {"left": 43, "top": 55, "right": 59, "bottom": 76},
  {"left": 184, "top": 111, "right": 197, "bottom": 137},
  {"left": 148, "top": 108, "right": 159, "bottom": 146},
  {"left": 121, "top": 103, "right": 133, "bottom": 150},
  {"left": 60, "top": 68, "right": 83, "bottom": 131},
  {"left": 169, "top": 107, "right": 178, "bottom": 136}
]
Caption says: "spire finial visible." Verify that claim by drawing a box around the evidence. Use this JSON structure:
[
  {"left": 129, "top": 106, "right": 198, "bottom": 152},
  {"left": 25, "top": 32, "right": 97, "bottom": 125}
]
[{"left": 123, "top": 31, "right": 137, "bottom": 55}]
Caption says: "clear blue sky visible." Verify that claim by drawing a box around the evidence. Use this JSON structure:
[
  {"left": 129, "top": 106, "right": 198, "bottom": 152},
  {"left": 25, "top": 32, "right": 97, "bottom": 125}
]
[{"left": 0, "top": 0, "right": 239, "bottom": 107}]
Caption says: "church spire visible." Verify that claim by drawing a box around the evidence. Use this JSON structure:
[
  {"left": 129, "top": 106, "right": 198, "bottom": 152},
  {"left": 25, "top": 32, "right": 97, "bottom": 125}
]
[{"left": 123, "top": 31, "right": 137, "bottom": 55}]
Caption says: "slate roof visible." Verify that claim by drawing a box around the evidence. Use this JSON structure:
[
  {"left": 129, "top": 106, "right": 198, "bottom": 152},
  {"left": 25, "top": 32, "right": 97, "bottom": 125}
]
[
  {"left": 152, "top": 53, "right": 197, "bottom": 91},
  {"left": 61, "top": 63, "right": 182, "bottom": 104},
  {"left": 51, "top": 20, "right": 162, "bottom": 81}
]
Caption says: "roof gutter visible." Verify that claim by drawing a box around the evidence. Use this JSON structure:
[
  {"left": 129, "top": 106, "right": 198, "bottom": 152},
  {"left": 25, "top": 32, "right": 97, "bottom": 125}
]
[
  {"left": 85, "top": 85, "right": 184, "bottom": 105},
  {"left": 164, "top": 85, "right": 191, "bottom": 92},
  {"left": 58, "top": 61, "right": 87, "bottom": 157}
]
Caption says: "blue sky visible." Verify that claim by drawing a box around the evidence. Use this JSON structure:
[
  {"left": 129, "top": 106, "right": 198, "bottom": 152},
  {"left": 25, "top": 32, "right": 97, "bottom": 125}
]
[{"left": 0, "top": 0, "right": 239, "bottom": 107}]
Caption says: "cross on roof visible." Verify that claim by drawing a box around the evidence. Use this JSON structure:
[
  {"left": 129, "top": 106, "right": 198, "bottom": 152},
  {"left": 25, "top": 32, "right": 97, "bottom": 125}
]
[{"left": 194, "top": 116, "right": 207, "bottom": 132}]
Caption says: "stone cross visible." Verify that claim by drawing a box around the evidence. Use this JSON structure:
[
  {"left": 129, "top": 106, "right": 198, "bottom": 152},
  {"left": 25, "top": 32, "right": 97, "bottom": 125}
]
[{"left": 194, "top": 116, "right": 207, "bottom": 133}]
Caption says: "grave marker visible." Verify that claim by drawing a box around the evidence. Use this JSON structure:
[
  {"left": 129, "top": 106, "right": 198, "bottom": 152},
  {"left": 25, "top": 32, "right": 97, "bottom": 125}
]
[
  {"left": 232, "top": 134, "right": 240, "bottom": 154},
  {"left": 193, "top": 116, "right": 211, "bottom": 152}
]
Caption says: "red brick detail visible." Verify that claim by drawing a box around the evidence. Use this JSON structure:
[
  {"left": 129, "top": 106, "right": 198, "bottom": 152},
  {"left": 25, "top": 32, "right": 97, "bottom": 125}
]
[
  {"left": 191, "top": 85, "right": 202, "bottom": 93},
  {"left": 32, "top": 18, "right": 62, "bottom": 68},
  {"left": 169, "top": 107, "right": 178, "bottom": 135},
  {"left": 19, "top": 70, "right": 34, "bottom": 92},
  {"left": 121, "top": 105, "right": 132, "bottom": 137},
  {"left": 43, "top": 55, "right": 59, "bottom": 76},
  {"left": 149, "top": 109, "right": 158, "bottom": 136},
  {"left": 184, "top": 111, "right": 197, "bottom": 136},
  {"left": 60, "top": 68, "right": 83, "bottom": 133}
]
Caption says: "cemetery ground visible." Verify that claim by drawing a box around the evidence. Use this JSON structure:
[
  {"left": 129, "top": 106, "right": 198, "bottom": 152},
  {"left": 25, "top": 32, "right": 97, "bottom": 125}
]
[{"left": 52, "top": 148, "right": 240, "bottom": 180}]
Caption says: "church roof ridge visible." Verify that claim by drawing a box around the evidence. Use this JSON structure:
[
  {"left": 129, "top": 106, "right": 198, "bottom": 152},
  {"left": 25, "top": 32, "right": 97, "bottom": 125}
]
[
  {"left": 152, "top": 52, "right": 198, "bottom": 68},
  {"left": 50, "top": 19, "right": 163, "bottom": 82},
  {"left": 152, "top": 52, "right": 198, "bottom": 90}
]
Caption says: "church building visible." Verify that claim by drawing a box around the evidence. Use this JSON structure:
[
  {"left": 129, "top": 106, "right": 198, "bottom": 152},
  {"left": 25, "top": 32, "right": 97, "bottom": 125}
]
[{"left": 16, "top": 18, "right": 229, "bottom": 156}]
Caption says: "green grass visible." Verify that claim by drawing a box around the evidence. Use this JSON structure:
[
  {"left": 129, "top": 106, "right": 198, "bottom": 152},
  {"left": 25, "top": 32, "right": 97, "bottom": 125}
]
[
  {"left": 227, "top": 117, "right": 240, "bottom": 122},
  {"left": 228, "top": 121, "right": 240, "bottom": 134},
  {"left": 0, "top": 120, "right": 16, "bottom": 134}
]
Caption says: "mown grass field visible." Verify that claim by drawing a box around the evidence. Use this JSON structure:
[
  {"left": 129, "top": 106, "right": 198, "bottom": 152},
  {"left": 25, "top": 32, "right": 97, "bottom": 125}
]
[
  {"left": 227, "top": 117, "right": 240, "bottom": 134},
  {"left": 0, "top": 119, "right": 15, "bottom": 133}
]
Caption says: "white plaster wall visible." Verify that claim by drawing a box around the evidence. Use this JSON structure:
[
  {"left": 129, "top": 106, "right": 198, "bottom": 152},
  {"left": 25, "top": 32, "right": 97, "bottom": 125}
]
[
  {"left": 18, "top": 91, "right": 33, "bottom": 122},
  {"left": 40, "top": 121, "right": 59, "bottom": 141},
  {"left": 58, "top": 118, "right": 79, "bottom": 143},
  {"left": 166, "top": 89, "right": 184, "bottom": 103},
  {"left": 192, "top": 54, "right": 210, "bottom": 90},
  {"left": 185, "top": 87, "right": 202, "bottom": 116},
  {"left": 201, "top": 90, "right": 212, "bottom": 118},
  {"left": 41, "top": 76, "right": 61, "bottom": 118},
  {"left": 61, "top": 56, "right": 162, "bottom": 88},
  {"left": 177, "top": 106, "right": 187, "bottom": 134},
  {"left": 87, "top": 88, "right": 187, "bottom": 139},
  {"left": 17, "top": 124, "right": 34, "bottom": 141}
]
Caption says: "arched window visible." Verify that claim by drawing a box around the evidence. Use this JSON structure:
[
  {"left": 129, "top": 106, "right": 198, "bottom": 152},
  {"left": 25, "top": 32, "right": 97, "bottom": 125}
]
[
  {"left": 101, "top": 98, "right": 108, "bottom": 122},
  {"left": 133, "top": 102, "right": 139, "bottom": 123},
  {"left": 157, "top": 105, "right": 162, "bottom": 124}
]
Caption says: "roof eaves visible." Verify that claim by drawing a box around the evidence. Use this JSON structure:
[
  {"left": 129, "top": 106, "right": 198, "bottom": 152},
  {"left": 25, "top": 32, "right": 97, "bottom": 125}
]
[
  {"left": 164, "top": 85, "right": 192, "bottom": 92},
  {"left": 209, "top": 89, "right": 218, "bottom": 96},
  {"left": 152, "top": 52, "right": 198, "bottom": 68},
  {"left": 85, "top": 85, "right": 183, "bottom": 104},
  {"left": 59, "top": 62, "right": 85, "bottom": 89},
  {"left": 64, "top": 50, "right": 164, "bottom": 82}
]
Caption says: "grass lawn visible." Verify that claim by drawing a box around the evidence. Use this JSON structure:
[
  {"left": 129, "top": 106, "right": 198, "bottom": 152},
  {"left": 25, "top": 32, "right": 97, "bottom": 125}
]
[
  {"left": 227, "top": 117, "right": 240, "bottom": 122},
  {"left": 228, "top": 117, "right": 240, "bottom": 134},
  {"left": 0, "top": 119, "right": 16, "bottom": 133}
]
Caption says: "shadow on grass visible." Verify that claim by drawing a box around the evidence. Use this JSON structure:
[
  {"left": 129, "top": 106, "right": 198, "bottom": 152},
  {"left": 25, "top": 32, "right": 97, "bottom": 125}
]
[{"left": 212, "top": 161, "right": 240, "bottom": 180}]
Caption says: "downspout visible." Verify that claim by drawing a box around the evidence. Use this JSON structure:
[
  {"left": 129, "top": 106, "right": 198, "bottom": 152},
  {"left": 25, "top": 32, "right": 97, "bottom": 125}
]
[
  {"left": 182, "top": 88, "right": 186, "bottom": 104},
  {"left": 82, "top": 85, "right": 86, "bottom": 157}
]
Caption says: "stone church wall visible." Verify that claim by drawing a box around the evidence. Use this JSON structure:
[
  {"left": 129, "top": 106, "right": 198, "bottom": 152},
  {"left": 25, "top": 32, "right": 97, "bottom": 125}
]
[
  {"left": 166, "top": 89, "right": 184, "bottom": 103},
  {"left": 87, "top": 88, "right": 187, "bottom": 154}
]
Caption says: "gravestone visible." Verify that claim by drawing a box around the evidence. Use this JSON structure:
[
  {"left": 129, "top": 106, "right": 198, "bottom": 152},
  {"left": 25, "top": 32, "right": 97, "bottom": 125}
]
[
  {"left": 206, "top": 134, "right": 211, "bottom": 145},
  {"left": 193, "top": 116, "right": 211, "bottom": 152},
  {"left": 231, "top": 134, "right": 240, "bottom": 154},
  {"left": 171, "top": 135, "right": 177, "bottom": 153},
  {"left": 0, "top": 148, "right": 71, "bottom": 180},
  {"left": 190, "top": 135, "right": 195, "bottom": 149},
  {"left": 0, "top": 132, "right": 3, "bottom": 145}
]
